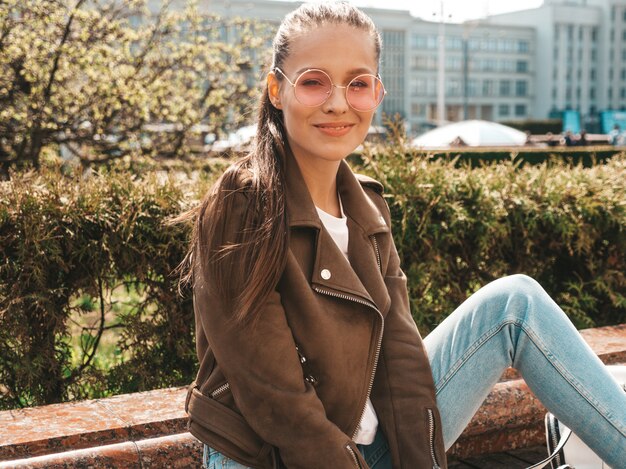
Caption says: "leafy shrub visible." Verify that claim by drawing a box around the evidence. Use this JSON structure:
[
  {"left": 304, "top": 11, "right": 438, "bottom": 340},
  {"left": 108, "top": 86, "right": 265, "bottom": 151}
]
[
  {"left": 0, "top": 160, "right": 216, "bottom": 409},
  {"left": 1, "top": 151, "right": 625, "bottom": 410},
  {"left": 356, "top": 148, "right": 626, "bottom": 333}
]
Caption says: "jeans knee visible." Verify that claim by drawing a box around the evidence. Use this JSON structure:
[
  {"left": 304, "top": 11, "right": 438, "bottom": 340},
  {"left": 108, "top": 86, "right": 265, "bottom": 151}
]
[
  {"left": 487, "top": 274, "right": 547, "bottom": 324},
  {"left": 503, "top": 274, "right": 543, "bottom": 295}
]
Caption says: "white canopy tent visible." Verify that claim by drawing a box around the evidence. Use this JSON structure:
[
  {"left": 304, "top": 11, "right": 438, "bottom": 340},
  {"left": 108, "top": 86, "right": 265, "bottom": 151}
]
[{"left": 412, "top": 120, "right": 527, "bottom": 149}]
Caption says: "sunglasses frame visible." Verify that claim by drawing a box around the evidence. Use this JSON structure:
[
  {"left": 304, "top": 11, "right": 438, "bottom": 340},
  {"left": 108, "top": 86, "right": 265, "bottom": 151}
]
[{"left": 273, "top": 67, "right": 386, "bottom": 112}]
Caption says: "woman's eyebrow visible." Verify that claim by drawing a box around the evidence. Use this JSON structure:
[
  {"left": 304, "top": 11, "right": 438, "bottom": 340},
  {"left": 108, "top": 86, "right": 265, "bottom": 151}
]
[{"left": 293, "top": 66, "right": 375, "bottom": 76}]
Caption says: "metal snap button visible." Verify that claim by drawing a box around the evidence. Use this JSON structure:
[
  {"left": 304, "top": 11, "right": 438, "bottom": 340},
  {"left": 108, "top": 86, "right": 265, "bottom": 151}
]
[{"left": 321, "top": 269, "right": 331, "bottom": 280}]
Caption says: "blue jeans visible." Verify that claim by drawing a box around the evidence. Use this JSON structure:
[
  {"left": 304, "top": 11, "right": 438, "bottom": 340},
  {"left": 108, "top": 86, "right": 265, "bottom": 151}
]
[{"left": 202, "top": 275, "right": 626, "bottom": 468}]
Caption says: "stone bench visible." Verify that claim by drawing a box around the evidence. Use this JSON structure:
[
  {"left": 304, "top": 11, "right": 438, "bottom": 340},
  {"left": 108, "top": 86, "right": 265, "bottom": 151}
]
[{"left": 1, "top": 324, "right": 624, "bottom": 467}]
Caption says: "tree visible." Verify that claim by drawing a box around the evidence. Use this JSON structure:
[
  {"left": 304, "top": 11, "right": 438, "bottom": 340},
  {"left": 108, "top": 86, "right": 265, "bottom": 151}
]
[{"left": 0, "top": 0, "right": 270, "bottom": 175}]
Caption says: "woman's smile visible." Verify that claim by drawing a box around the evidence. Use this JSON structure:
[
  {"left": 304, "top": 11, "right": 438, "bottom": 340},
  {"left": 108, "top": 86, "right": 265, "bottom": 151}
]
[{"left": 313, "top": 121, "right": 356, "bottom": 137}]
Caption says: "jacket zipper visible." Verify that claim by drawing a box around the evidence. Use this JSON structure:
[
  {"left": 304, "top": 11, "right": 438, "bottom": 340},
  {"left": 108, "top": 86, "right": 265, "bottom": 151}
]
[
  {"left": 370, "top": 235, "right": 382, "bottom": 273},
  {"left": 311, "top": 285, "right": 384, "bottom": 440},
  {"left": 210, "top": 382, "right": 230, "bottom": 399},
  {"left": 346, "top": 444, "right": 362, "bottom": 469},
  {"left": 427, "top": 408, "right": 441, "bottom": 469}
]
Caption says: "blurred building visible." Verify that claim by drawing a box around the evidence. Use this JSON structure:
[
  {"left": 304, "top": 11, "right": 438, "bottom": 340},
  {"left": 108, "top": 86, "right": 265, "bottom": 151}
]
[
  {"left": 147, "top": 0, "right": 626, "bottom": 134},
  {"left": 485, "top": 0, "right": 626, "bottom": 133}
]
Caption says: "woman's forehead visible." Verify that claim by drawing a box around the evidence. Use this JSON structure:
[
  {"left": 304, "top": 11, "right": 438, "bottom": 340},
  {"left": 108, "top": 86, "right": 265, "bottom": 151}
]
[{"left": 284, "top": 23, "right": 377, "bottom": 75}]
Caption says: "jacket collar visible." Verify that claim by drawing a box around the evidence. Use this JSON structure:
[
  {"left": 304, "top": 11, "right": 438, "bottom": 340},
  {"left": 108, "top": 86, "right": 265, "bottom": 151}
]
[
  {"left": 284, "top": 150, "right": 388, "bottom": 236},
  {"left": 283, "top": 150, "right": 391, "bottom": 313}
]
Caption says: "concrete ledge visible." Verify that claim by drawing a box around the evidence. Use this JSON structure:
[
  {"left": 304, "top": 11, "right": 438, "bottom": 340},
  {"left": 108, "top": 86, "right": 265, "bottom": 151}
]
[{"left": 0, "top": 324, "right": 624, "bottom": 465}]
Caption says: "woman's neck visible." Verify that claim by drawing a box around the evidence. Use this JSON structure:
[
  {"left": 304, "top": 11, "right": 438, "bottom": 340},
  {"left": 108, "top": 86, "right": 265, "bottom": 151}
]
[{"left": 292, "top": 153, "right": 342, "bottom": 218}]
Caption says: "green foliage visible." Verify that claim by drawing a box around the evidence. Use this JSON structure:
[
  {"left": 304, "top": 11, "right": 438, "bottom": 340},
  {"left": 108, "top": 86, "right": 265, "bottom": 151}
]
[
  {"left": 501, "top": 119, "right": 563, "bottom": 134},
  {"left": 357, "top": 145, "right": 626, "bottom": 333},
  {"left": 0, "top": 160, "right": 215, "bottom": 409},
  {"left": 1, "top": 150, "right": 625, "bottom": 410},
  {"left": 0, "top": 0, "right": 272, "bottom": 172}
]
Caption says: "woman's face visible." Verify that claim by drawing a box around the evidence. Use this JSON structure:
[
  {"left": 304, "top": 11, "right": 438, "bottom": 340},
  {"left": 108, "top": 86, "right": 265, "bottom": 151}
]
[{"left": 269, "top": 23, "right": 379, "bottom": 166}]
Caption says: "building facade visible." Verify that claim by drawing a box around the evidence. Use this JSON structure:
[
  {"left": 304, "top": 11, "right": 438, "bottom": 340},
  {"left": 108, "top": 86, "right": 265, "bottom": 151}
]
[
  {"left": 148, "top": 0, "right": 626, "bottom": 135},
  {"left": 487, "top": 0, "right": 626, "bottom": 132}
]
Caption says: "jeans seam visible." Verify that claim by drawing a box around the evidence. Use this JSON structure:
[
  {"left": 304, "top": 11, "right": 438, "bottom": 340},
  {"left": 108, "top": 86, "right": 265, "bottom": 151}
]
[
  {"left": 435, "top": 317, "right": 626, "bottom": 437},
  {"left": 434, "top": 319, "right": 522, "bottom": 395},
  {"left": 521, "top": 323, "right": 626, "bottom": 437}
]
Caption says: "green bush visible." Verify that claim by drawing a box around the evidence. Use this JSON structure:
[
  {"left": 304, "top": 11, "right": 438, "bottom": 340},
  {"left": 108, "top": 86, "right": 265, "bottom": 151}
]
[
  {"left": 356, "top": 148, "right": 626, "bottom": 333},
  {"left": 0, "top": 159, "right": 218, "bottom": 409},
  {"left": 1, "top": 152, "right": 625, "bottom": 410},
  {"left": 501, "top": 119, "right": 563, "bottom": 134}
]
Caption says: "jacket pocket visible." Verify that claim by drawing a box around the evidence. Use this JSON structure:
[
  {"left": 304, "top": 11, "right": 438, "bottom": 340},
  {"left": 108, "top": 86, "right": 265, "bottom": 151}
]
[
  {"left": 187, "top": 386, "right": 274, "bottom": 467},
  {"left": 210, "top": 382, "right": 231, "bottom": 400},
  {"left": 346, "top": 443, "right": 362, "bottom": 469},
  {"left": 425, "top": 407, "right": 443, "bottom": 469}
]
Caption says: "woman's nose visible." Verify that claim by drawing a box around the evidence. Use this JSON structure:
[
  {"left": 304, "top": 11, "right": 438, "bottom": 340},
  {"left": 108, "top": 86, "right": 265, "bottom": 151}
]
[{"left": 321, "top": 85, "right": 349, "bottom": 113}]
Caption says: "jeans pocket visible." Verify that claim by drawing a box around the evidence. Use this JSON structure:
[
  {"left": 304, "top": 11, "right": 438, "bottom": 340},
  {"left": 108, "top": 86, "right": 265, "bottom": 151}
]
[
  {"left": 202, "top": 445, "right": 254, "bottom": 469},
  {"left": 202, "top": 444, "right": 218, "bottom": 469}
]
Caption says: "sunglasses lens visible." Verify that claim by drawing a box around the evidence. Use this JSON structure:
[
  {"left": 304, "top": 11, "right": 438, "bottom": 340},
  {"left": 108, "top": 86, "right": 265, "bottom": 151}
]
[
  {"left": 347, "top": 75, "right": 385, "bottom": 111},
  {"left": 294, "top": 70, "right": 332, "bottom": 106},
  {"left": 291, "top": 70, "right": 385, "bottom": 111}
]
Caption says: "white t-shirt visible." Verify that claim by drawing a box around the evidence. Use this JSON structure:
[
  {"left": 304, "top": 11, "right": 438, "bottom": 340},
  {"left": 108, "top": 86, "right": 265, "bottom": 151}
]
[{"left": 315, "top": 198, "right": 379, "bottom": 445}]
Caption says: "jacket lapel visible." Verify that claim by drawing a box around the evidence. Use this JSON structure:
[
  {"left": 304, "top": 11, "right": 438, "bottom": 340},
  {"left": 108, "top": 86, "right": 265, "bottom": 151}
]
[{"left": 284, "top": 152, "right": 390, "bottom": 313}]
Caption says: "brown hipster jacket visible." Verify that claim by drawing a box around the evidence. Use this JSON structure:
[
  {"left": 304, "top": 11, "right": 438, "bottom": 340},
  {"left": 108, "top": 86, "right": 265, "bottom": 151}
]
[{"left": 186, "top": 151, "right": 447, "bottom": 469}]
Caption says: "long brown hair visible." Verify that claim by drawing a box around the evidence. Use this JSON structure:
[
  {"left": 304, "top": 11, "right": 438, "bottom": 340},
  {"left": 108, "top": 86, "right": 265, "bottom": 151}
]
[{"left": 177, "top": 2, "right": 382, "bottom": 324}]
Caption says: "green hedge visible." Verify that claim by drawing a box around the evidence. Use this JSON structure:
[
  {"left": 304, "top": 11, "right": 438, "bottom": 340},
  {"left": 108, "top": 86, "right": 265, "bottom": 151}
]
[
  {"left": 1, "top": 153, "right": 625, "bottom": 410},
  {"left": 355, "top": 149, "right": 626, "bottom": 333}
]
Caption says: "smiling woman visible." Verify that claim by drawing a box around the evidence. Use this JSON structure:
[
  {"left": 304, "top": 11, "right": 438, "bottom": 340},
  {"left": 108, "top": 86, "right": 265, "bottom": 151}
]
[{"left": 174, "top": 2, "right": 626, "bottom": 469}]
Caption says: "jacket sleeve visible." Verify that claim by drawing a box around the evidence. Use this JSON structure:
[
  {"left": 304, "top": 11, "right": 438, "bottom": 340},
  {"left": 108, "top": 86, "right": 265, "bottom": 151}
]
[{"left": 193, "top": 190, "right": 368, "bottom": 469}]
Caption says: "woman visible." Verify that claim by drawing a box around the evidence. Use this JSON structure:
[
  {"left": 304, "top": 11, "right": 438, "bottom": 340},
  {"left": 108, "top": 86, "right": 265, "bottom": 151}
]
[{"left": 182, "top": 3, "right": 626, "bottom": 468}]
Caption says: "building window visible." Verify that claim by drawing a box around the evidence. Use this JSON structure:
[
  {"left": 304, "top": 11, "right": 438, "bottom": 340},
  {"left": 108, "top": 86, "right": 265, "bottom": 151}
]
[
  {"left": 518, "top": 40, "right": 529, "bottom": 53},
  {"left": 623, "top": 30, "right": 626, "bottom": 41},
  {"left": 590, "top": 87, "right": 596, "bottom": 99},
  {"left": 592, "top": 28, "right": 598, "bottom": 42},
  {"left": 590, "top": 69, "right": 596, "bottom": 80},
  {"left": 411, "top": 103, "right": 426, "bottom": 117},
  {"left": 499, "top": 104, "right": 510, "bottom": 116},
  {"left": 515, "top": 104, "right": 527, "bottom": 117},
  {"left": 516, "top": 60, "right": 528, "bottom": 73},
  {"left": 468, "top": 79, "right": 478, "bottom": 97},
  {"left": 500, "top": 80, "right": 511, "bottom": 96},
  {"left": 622, "top": 88, "right": 626, "bottom": 99},
  {"left": 623, "top": 49, "right": 626, "bottom": 61},
  {"left": 609, "top": 88, "right": 613, "bottom": 99},
  {"left": 568, "top": 25, "right": 574, "bottom": 40},
  {"left": 446, "top": 78, "right": 461, "bottom": 97},
  {"left": 410, "top": 34, "right": 427, "bottom": 49},
  {"left": 515, "top": 80, "right": 528, "bottom": 97},
  {"left": 591, "top": 48, "right": 597, "bottom": 61},
  {"left": 482, "top": 79, "right": 494, "bottom": 96},
  {"left": 623, "top": 10, "right": 626, "bottom": 22},
  {"left": 622, "top": 69, "right": 626, "bottom": 80},
  {"left": 552, "top": 88, "right": 557, "bottom": 99},
  {"left": 446, "top": 36, "right": 463, "bottom": 50}
]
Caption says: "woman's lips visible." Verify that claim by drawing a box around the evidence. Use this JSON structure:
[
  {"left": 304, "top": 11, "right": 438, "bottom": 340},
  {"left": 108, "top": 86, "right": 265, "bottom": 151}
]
[{"left": 314, "top": 122, "right": 355, "bottom": 137}]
